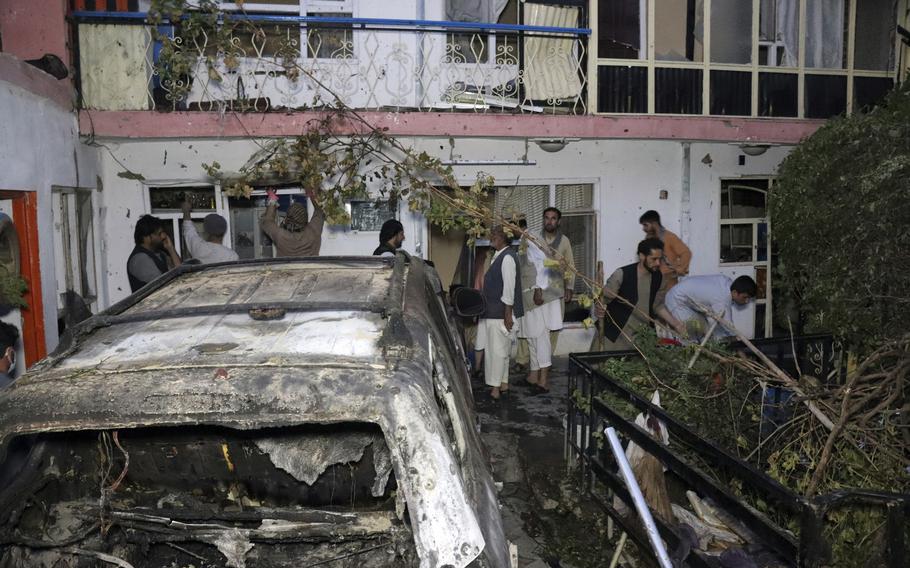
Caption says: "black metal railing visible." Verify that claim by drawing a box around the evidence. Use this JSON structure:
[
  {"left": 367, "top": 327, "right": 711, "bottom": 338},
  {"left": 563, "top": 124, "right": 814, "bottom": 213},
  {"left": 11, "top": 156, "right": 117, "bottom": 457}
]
[{"left": 566, "top": 336, "right": 908, "bottom": 568}]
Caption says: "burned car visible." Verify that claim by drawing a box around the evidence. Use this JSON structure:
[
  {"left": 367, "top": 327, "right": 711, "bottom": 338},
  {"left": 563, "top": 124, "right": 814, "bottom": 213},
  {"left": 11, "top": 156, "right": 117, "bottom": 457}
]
[{"left": 0, "top": 255, "right": 510, "bottom": 568}]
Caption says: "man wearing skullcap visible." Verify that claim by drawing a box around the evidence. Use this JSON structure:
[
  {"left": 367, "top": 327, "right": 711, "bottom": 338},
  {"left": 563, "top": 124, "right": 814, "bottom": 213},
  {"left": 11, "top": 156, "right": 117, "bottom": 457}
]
[
  {"left": 261, "top": 188, "right": 325, "bottom": 257},
  {"left": 181, "top": 200, "right": 240, "bottom": 263},
  {"left": 373, "top": 219, "right": 405, "bottom": 256}
]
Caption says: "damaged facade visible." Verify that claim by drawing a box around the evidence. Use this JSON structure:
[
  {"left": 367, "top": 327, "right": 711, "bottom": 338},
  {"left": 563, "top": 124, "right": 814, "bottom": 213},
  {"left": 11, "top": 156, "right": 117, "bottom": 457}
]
[
  {"left": 0, "top": 256, "right": 511, "bottom": 567},
  {"left": 0, "top": 1, "right": 907, "bottom": 366}
]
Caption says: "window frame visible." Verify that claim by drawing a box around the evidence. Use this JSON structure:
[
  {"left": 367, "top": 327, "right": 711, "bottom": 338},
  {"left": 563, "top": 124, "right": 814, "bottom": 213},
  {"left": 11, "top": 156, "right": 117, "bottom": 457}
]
[
  {"left": 482, "top": 179, "right": 599, "bottom": 324},
  {"left": 718, "top": 177, "right": 774, "bottom": 337},
  {"left": 590, "top": 0, "right": 903, "bottom": 118},
  {"left": 52, "top": 187, "right": 102, "bottom": 313}
]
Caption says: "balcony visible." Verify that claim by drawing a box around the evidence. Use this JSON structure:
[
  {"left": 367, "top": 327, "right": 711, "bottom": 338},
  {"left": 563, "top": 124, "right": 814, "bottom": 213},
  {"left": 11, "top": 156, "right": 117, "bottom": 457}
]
[{"left": 73, "top": 11, "right": 590, "bottom": 115}]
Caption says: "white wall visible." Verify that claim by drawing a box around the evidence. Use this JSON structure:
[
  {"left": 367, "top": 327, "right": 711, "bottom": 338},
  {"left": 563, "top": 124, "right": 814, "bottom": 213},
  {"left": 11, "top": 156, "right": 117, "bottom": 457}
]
[
  {"left": 0, "top": 73, "right": 100, "bottom": 356},
  {"left": 93, "top": 135, "right": 793, "bottom": 349}
]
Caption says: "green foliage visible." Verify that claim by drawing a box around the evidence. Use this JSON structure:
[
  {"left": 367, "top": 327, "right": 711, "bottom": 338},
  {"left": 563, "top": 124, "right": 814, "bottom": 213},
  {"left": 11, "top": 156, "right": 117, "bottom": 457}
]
[
  {"left": 0, "top": 267, "right": 27, "bottom": 308},
  {"left": 202, "top": 113, "right": 494, "bottom": 239},
  {"left": 771, "top": 85, "right": 910, "bottom": 351}
]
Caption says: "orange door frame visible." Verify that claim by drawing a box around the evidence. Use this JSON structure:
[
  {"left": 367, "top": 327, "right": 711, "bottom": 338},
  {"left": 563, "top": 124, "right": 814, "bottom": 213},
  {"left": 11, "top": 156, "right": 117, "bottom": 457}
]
[{"left": 0, "top": 191, "right": 47, "bottom": 366}]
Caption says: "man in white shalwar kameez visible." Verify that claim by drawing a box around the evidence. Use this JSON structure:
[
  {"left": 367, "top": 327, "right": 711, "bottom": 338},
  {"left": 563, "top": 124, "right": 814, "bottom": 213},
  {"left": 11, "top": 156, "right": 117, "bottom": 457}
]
[
  {"left": 480, "top": 226, "right": 524, "bottom": 399},
  {"left": 665, "top": 274, "right": 757, "bottom": 340},
  {"left": 518, "top": 209, "right": 572, "bottom": 393}
]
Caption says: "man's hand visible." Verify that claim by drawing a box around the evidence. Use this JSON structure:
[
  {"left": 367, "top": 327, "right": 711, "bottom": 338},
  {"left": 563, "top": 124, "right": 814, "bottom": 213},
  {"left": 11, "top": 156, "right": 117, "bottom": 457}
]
[
  {"left": 593, "top": 302, "right": 606, "bottom": 319},
  {"left": 504, "top": 311, "right": 514, "bottom": 332},
  {"left": 266, "top": 187, "right": 279, "bottom": 203},
  {"left": 564, "top": 287, "right": 573, "bottom": 303},
  {"left": 181, "top": 200, "right": 192, "bottom": 220},
  {"left": 305, "top": 187, "right": 320, "bottom": 207},
  {"left": 533, "top": 288, "right": 544, "bottom": 306},
  {"left": 162, "top": 233, "right": 176, "bottom": 252}
]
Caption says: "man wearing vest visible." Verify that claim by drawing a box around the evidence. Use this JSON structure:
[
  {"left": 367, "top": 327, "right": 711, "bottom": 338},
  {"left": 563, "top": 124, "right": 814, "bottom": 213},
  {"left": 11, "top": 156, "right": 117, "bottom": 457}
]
[
  {"left": 127, "top": 215, "right": 182, "bottom": 293},
  {"left": 480, "top": 226, "right": 524, "bottom": 400},
  {"left": 591, "top": 238, "right": 685, "bottom": 351}
]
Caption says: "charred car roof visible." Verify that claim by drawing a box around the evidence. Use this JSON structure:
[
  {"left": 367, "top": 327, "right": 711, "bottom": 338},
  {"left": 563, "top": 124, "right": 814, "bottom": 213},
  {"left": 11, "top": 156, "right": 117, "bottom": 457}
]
[{"left": 0, "top": 255, "right": 509, "bottom": 568}]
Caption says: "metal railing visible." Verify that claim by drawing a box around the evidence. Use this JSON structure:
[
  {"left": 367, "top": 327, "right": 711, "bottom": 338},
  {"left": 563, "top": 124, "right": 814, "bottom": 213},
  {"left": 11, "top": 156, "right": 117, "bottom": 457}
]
[
  {"left": 566, "top": 336, "right": 908, "bottom": 568},
  {"left": 73, "top": 11, "right": 590, "bottom": 114}
]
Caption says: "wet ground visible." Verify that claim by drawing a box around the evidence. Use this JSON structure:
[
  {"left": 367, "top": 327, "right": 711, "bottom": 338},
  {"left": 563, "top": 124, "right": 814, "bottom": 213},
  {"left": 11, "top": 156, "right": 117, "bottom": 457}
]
[{"left": 472, "top": 357, "right": 616, "bottom": 568}]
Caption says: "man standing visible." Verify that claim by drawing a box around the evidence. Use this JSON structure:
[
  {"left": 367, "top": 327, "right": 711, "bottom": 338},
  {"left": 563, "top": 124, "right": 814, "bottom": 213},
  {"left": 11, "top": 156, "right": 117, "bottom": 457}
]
[
  {"left": 127, "top": 215, "right": 182, "bottom": 293},
  {"left": 592, "top": 238, "right": 685, "bottom": 351},
  {"left": 374, "top": 219, "right": 405, "bottom": 256},
  {"left": 480, "top": 226, "right": 523, "bottom": 400},
  {"left": 0, "top": 322, "right": 20, "bottom": 389},
  {"left": 539, "top": 208, "right": 575, "bottom": 351},
  {"left": 261, "top": 188, "right": 325, "bottom": 257},
  {"left": 665, "top": 274, "right": 758, "bottom": 339},
  {"left": 181, "top": 201, "right": 239, "bottom": 263},
  {"left": 640, "top": 210, "right": 692, "bottom": 289}
]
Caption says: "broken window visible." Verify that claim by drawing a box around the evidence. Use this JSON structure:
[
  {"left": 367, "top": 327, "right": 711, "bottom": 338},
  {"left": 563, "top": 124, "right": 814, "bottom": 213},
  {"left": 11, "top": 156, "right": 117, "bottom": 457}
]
[
  {"left": 804, "top": 74, "right": 846, "bottom": 118},
  {"left": 655, "top": 0, "right": 704, "bottom": 62},
  {"left": 348, "top": 200, "right": 394, "bottom": 232},
  {"left": 759, "top": 0, "right": 799, "bottom": 66},
  {"left": 853, "top": 0, "right": 896, "bottom": 71},
  {"left": 597, "top": 65, "right": 647, "bottom": 113},
  {"left": 598, "top": 0, "right": 645, "bottom": 59},
  {"left": 758, "top": 72, "right": 798, "bottom": 117},
  {"left": 710, "top": 0, "right": 752, "bottom": 65},
  {"left": 710, "top": 70, "right": 751, "bottom": 116},
  {"left": 52, "top": 188, "right": 98, "bottom": 328},
  {"left": 805, "top": 0, "right": 848, "bottom": 69},
  {"left": 656, "top": 67, "right": 703, "bottom": 114}
]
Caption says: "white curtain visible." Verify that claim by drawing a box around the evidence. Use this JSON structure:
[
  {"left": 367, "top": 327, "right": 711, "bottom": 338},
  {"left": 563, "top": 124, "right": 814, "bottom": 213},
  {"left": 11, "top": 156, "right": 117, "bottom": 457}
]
[
  {"left": 446, "top": 0, "right": 509, "bottom": 23},
  {"left": 806, "top": 0, "right": 845, "bottom": 68},
  {"left": 776, "top": 0, "right": 799, "bottom": 67},
  {"left": 523, "top": 4, "right": 582, "bottom": 101}
]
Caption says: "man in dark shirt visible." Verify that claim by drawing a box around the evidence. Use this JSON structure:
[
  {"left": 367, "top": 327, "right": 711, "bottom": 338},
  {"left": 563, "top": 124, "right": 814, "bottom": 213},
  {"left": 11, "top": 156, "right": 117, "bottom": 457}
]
[
  {"left": 374, "top": 220, "right": 405, "bottom": 256},
  {"left": 0, "top": 322, "right": 21, "bottom": 389},
  {"left": 127, "top": 215, "right": 182, "bottom": 293}
]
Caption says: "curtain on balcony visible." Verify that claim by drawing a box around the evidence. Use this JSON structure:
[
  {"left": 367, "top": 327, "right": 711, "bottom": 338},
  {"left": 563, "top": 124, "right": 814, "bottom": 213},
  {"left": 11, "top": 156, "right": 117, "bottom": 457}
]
[
  {"left": 523, "top": 3, "right": 582, "bottom": 101},
  {"left": 79, "top": 24, "right": 152, "bottom": 110},
  {"left": 446, "top": 0, "right": 509, "bottom": 23}
]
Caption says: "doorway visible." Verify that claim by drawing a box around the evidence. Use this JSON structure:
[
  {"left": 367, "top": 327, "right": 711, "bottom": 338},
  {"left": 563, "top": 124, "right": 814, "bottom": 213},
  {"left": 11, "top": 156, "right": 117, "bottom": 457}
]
[{"left": 0, "top": 190, "right": 46, "bottom": 369}]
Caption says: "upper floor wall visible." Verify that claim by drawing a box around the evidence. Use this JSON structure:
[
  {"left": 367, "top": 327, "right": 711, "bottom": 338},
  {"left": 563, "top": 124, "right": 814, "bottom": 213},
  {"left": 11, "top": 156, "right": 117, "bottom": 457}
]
[{"left": 73, "top": 0, "right": 590, "bottom": 115}]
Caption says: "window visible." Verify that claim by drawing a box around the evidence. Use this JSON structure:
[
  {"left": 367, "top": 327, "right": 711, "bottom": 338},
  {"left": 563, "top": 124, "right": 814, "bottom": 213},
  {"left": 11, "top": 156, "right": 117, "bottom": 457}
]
[
  {"left": 720, "top": 179, "right": 772, "bottom": 338},
  {"left": 218, "top": 1, "right": 355, "bottom": 60},
  {"left": 598, "top": 0, "right": 645, "bottom": 59},
  {"left": 348, "top": 200, "right": 394, "bottom": 232},
  {"left": 759, "top": 0, "right": 799, "bottom": 67},
  {"left": 490, "top": 182, "right": 597, "bottom": 322},
  {"left": 146, "top": 185, "right": 244, "bottom": 261},
  {"left": 656, "top": 0, "right": 704, "bottom": 62},
  {"left": 52, "top": 188, "right": 99, "bottom": 321},
  {"left": 227, "top": 187, "right": 308, "bottom": 260},
  {"left": 595, "top": 0, "right": 899, "bottom": 117},
  {"left": 710, "top": 0, "right": 752, "bottom": 65}
]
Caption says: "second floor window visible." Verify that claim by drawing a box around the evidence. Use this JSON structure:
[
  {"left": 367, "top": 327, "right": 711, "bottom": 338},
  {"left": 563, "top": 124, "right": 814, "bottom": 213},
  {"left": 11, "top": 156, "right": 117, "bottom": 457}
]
[
  {"left": 595, "top": 0, "right": 900, "bottom": 118},
  {"left": 220, "top": 0, "right": 355, "bottom": 60}
]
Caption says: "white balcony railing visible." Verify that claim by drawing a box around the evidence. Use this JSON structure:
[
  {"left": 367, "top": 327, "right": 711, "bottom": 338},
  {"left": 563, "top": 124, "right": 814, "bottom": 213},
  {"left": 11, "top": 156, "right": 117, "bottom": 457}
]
[{"left": 74, "top": 12, "right": 590, "bottom": 115}]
